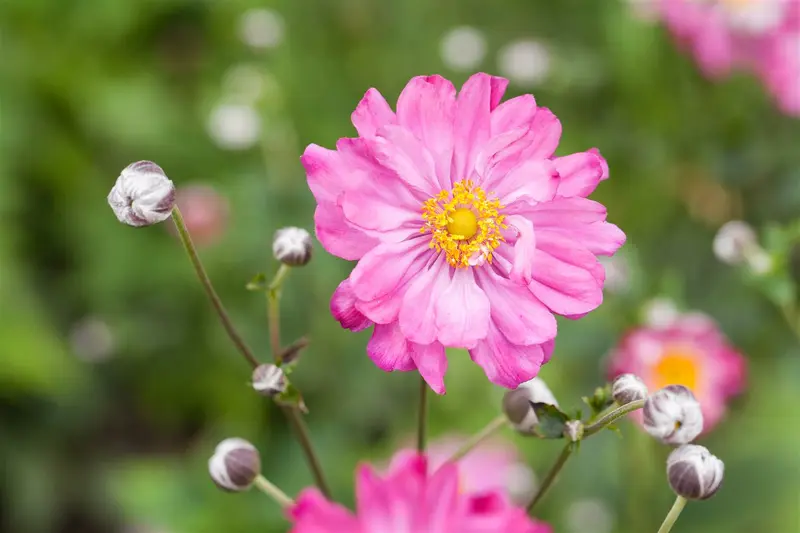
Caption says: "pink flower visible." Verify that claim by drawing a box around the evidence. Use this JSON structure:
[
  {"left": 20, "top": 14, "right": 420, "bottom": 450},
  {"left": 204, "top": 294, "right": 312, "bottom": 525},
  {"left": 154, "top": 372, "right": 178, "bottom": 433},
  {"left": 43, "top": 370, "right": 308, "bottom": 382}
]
[
  {"left": 653, "top": 0, "right": 800, "bottom": 115},
  {"left": 288, "top": 452, "right": 550, "bottom": 533},
  {"left": 304, "top": 73, "right": 624, "bottom": 393},
  {"left": 608, "top": 311, "right": 747, "bottom": 433}
]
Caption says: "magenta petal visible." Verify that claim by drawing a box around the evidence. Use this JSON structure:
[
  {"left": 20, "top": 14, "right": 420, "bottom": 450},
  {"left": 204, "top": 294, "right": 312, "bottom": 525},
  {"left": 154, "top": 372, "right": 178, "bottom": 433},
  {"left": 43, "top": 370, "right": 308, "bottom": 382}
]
[
  {"left": 526, "top": 108, "right": 562, "bottom": 160},
  {"left": 410, "top": 341, "right": 448, "bottom": 394},
  {"left": 367, "top": 322, "right": 416, "bottom": 372},
  {"left": 302, "top": 144, "right": 356, "bottom": 204},
  {"left": 315, "top": 202, "right": 378, "bottom": 261},
  {"left": 506, "top": 215, "right": 536, "bottom": 285},
  {"left": 421, "top": 462, "right": 461, "bottom": 530},
  {"left": 526, "top": 196, "right": 609, "bottom": 225},
  {"left": 373, "top": 125, "right": 441, "bottom": 197},
  {"left": 434, "top": 269, "right": 490, "bottom": 349},
  {"left": 351, "top": 88, "right": 396, "bottom": 138},
  {"left": 350, "top": 240, "right": 427, "bottom": 302},
  {"left": 493, "top": 159, "right": 559, "bottom": 205},
  {"left": 469, "top": 323, "right": 546, "bottom": 389},
  {"left": 289, "top": 489, "right": 358, "bottom": 533},
  {"left": 452, "top": 73, "right": 496, "bottom": 182},
  {"left": 490, "top": 94, "right": 537, "bottom": 135},
  {"left": 529, "top": 232, "right": 604, "bottom": 316},
  {"left": 399, "top": 258, "right": 448, "bottom": 345},
  {"left": 478, "top": 270, "right": 557, "bottom": 345},
  {"left": 330, "top": 278, "right": 373, "bottom": 332},
  {"left": 553, "top": 150, "right": 607, "bottom": 198}
]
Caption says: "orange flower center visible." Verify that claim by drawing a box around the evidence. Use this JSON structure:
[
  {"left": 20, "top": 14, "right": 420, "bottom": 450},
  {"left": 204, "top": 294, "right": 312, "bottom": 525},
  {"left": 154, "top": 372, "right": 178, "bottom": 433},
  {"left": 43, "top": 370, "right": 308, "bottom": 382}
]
[{"left": 652, "top": 346, "right": 700, "bottom": 393}]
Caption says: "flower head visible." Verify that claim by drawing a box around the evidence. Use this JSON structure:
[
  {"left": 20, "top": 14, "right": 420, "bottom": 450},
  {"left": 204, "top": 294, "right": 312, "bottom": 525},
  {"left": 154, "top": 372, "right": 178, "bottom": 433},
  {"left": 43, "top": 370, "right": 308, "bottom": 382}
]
[
  {"left": 611, "top": 373, "right": 649, "bottom": 405},
  {"left": 307, "top": 73, "right": 625, "bottom": 393},
  {"left": 643, "top": 385, "right": 704, "bottom": 445},
  {"left": 608, "top": 311, "right": 746, "bottom": 434},
  {"left": 273, "top": 227, "right": 313, "bottom": 266},
  {"left": 289, "top": 452, "right": 550, "bottom": 533},
  {"left": 667, "top": 444, "right": 725, "bottom": 500},
  {"left": 108, "top": 161, "right": 175, "bottom": 226},
  {"left": 208, "top": 438, "right": 261, "bottom": 492}
]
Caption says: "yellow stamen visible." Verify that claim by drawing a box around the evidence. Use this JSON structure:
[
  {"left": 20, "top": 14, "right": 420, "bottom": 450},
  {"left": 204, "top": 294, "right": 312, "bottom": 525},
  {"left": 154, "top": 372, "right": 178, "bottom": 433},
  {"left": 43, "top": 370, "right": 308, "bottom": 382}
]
[
  {"left": 652, "top": 346, "right": 700, "bottom": 393},
  {"left": 421, "top": 180, "right": 506, "bottom": 268}
]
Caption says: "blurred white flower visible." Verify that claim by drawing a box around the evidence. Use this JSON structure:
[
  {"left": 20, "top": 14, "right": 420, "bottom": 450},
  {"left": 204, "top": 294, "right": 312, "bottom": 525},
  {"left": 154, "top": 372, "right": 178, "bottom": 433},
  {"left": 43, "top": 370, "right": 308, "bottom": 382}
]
[
  {"left": 223, "top": 64, "right": 266, "bottom": 103},
  {"left": 504, "top": 462, "right": 537, "bottom": 505},
  {"left": 207, "top": 103, "right": 261, "bottom": 150},
  {"left": 497, "top": 39, "right": 551, "bottom": 87},
  {"left": 626, "top": 0, "right": 659, "bottom": 22},
  {"left": 439, "top": 26, "right": 487, "bottom": 71},
  {"left": 712, "top": 220, "right": 757, "bottom": 265},
  {"left": 240, "top": 8, "right": 284, "bottom": 50},
  {"left": 69, "top": 317, "right": 115, "bottom": 363},
  {"left": 565, "top": 498, "right": 615, "bottom": 533},
  {"left": 641, "top": 297, "right": 679, "bottom": 329}
]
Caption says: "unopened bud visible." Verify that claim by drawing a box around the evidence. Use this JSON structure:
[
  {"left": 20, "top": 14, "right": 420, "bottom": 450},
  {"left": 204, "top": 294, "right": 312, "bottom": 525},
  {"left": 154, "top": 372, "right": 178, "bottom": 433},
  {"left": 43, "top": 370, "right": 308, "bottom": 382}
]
[
  {"left": 273, "top": 227, "right": 312, "bottom": 266},
  {"left": 208, "top": 438, "right": 261, "bottom": 492},
  {"left": 712, "top": 220, "right": 757, "bottom": 266},
  {"left": 667, "top": 444, "right": 724, "bottom": 500},
  {"left": 108, "top": 161, "right": 175, "bottom": 227},
  {"left": 502, "top": 377, "right": 558, "bottom": 434},
  {"left": 564, "top": 420, "right": 584, "bottom": 442},
  {"left": 251, "top": 364, "right": 287, "bottom": 396},
  {"left": 643, "top": 385, "right": 703, "bottom": 445},
  {"left": 611, "top": 374, "right": 648, "bottom": 405}
]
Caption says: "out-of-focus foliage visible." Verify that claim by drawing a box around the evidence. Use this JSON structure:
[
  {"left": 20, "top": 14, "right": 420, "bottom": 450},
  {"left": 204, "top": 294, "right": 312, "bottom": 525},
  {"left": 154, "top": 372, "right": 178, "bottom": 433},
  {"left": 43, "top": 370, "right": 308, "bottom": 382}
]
[{"left": 1, "top": 1, "right": 799, "bottom": 532}]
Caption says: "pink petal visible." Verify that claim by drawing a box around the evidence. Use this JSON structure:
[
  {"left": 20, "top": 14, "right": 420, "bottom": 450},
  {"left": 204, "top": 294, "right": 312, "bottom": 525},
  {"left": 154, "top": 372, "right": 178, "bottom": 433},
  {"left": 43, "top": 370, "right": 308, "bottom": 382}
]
[
  {"left": 506, "top": 215, "right": 536, "bottom": 285},
  {"left": 302, "top": 144, "right": 356, "bottom": 204},
  {"left": 330, "top": 278, "right": 373, "bottom": 332},
  {"left": 553, "top": 150, "right": 607, "bottom": 198},
  {"left": 351, "top": 88, "right": 396, "bottom": 138},
  {"left": 469, "top": 323, "right": 547, "bottom": 389},
  {"left": 354, "top": 465, "right": 399, "bottom": 530},
  {"left": 692, "top": 17, "right": 736, "bottom": 78},
  {"left": 399, "top": 258, "right": 449, "bottom": 345},
  {"left": 477, "top": 270, "right": 557, "bottom": 345},
  {"left": 525, "top": 108, "right": 562, "bottom": 160},
  {"left": 289, "top": 489, "right": 358, "bottom": 533},
  {"left": 314, "top": 202, "right": 378, "bottom": 261},
  {"left": 525, "top": 196, "right": 610, "bottom": 225},
  {"left": 366, "top": 322, "right": 417, "bottom": 372},
  {"left": 409, "top": 341, "right": 448, "bottom": 394},
  {"left": 492, "top": 159, "right": 559, "bottom": 206},
  {"left": 396, "top": 75, "right": 457, "bottom": 189},
  {"left": 541, "top": 338, "right": 556, "bottom": 365},
  {"left": 452, "top": 73, "right": 498, "bottom": 183},
  {"left": 373, "top": 125, "right": 441, "bottom": 197},
  {"left": 529, "top": 232, "right": 604, "bottom": 316},
  {"left": 490, "top": 94, "right": 537, "bottom": 135},
  {"left": 434, "top": 269, "right": 490, "bottom": 349},
  {"left": 421, "top": 462, "right": 460, "bottom": 532}
]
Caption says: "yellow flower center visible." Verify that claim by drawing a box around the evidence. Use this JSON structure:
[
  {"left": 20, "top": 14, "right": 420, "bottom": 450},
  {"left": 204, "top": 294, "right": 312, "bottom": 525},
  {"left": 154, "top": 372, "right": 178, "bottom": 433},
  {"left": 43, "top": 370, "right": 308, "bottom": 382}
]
[
  {"left": 421, "top": 180, "right": 506, "bottom": 268},
  {"left": 652, "top": 347, "right": 700, "bottom": 393}
]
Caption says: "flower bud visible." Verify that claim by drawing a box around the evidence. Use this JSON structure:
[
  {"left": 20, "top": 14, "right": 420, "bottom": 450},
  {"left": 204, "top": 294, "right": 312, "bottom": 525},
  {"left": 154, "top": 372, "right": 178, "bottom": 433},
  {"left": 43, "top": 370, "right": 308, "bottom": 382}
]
[
  {"left": 251, "top": 364, "right": 287, "bottom": 396},
  {"left": 667, "top": 444, "right": 724, "bottom": 500},
  {"left": 108, "top": 161, "right": 175, "bottom": 227},
  {"left": 273, "top": 227, "right": 312, "bottom": 266},
  {"left": 564, "top": 420, "right": 584, "bottom": 442},
  {"left": 712, "top": 220, "right": 757, "bottom": 266},
  {"left": 502, "top": 377, "right": 558, "bottom": 434},
  {"left": 643, "top": 385, "right": 703, "bottom": 445},
  {"left": 611, "top": 373, "right": 648, "bottom": 405},
  {"left": 208, "top": 438, "right": 261, "bottom": 492}
]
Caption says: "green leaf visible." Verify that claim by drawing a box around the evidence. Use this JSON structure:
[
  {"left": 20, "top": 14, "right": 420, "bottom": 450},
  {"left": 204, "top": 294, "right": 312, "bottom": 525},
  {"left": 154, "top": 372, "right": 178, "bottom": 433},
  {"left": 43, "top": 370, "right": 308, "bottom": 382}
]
[
  {"left": 531, "top": 403, "right": 569, "bottom": 439},
  {"left": 246, "top": 273, "right": 267, "bottom": 291},
  {"left": 274, "top": 382, "right": 308, "bottom": 414}
]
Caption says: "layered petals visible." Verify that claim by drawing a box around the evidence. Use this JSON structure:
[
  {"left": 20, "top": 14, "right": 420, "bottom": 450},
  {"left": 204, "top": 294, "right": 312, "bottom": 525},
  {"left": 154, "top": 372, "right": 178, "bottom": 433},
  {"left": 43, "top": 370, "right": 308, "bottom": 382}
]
[{"left": 470, "top": 323, "right": 550, "bottom": 389}]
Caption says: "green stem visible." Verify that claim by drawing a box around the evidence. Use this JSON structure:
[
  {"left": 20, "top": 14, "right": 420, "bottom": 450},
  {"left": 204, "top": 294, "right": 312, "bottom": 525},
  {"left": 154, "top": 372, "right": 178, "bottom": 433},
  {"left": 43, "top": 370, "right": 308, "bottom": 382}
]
[
  {"left": 448, "top": 415, "right": 508, "bottom": 463},
  {"left": 583, "top": 399, "right": 646, "bottom": 437},
  {"left": 253, "top": 474, "right": 294, "bottom": 508},
  {"left": 267, "top": 264, "right": 291, "bottom": 362},
  {"left": 417, "top": 376, "right": 428, "bottom": 453},
  {"left": 171, "top": 208, "right": 260, "bottom": 368},
  {"left": 657, "top": 496, "right": 688, "bottom": 533},
  {"left": 283, "top": 405, "right": 332, "bottom": 498},
  {"left": 527, "top": 443, "right": 573, "bottom": 512}
]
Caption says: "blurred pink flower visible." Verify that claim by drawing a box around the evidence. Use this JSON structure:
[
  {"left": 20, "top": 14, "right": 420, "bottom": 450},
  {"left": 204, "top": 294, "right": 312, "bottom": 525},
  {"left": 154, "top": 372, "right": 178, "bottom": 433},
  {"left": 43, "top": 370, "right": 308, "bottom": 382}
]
[
  {"left": 289, "top": 452, "right": 550, "bottom": 533},
  {"left": 654, "top": 0, "right": 800, "bottom": 115},
  {"left": 303, "top": 72, "right": 624, "bottom": 393},
  {"left": 608, "top": 312, "right": 747, "bottom": 433},
  {"left": 171, "top": 184, "right": 229, "bottom": 247}
]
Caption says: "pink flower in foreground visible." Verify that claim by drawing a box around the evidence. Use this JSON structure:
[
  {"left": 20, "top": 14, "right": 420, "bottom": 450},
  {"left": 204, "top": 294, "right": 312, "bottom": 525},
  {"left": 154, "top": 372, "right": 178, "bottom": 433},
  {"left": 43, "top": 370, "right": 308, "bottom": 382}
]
[
  {"left": 608, "top": 311, "right": 747, "bottom": 433},
  {"left": 289, "top": 452, "right": 550, "bottom": 533},
  {"left": 303, "top": 73, "right": 624, "bottom": 393},
  {"left": 653, "top": 0, "right": 800, "bottom": 115}
]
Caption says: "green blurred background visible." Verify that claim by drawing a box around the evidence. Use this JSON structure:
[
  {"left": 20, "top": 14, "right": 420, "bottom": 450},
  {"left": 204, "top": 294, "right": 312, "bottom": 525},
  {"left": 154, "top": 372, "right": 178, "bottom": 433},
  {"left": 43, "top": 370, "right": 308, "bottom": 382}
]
[{"left": 1, "top": 0, "right": 799, "bottom": 532}]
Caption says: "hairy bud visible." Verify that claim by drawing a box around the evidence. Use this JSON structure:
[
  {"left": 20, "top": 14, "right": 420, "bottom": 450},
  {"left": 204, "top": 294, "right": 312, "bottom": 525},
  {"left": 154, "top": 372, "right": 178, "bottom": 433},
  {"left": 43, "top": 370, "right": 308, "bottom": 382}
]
[
  {"left": 251, "top": 364, "right": 287, "bottom": 397},
  {"left": 502, "top": 377, "right": 558, "bottom": 434},
  {"left": 108, "top": 161, "right": 175, "bottom": 227},
  {"left": 273, "top": 227, "right": 313, "bottom": 266},
  {"left": 208, "top": 438, "right": 261, "bottom": 492},
  {"left": 611, "top": 373, "right": 648, "bottom": 405},
  {"left": 667, "top": 444, "right": 724, "bottom": 500},
  {"left": 643, "top": 385, "right": 703, "bottom": 445}
]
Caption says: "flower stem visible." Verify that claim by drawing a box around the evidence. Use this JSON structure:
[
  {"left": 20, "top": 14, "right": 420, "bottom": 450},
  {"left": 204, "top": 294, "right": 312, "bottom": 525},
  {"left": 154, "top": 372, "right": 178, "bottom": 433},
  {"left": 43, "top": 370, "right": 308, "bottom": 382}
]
[
  {"left": 657, "top": 496, "right": 688, "bottom": 533},
  {"left": 448, "top": 415, "right": 508, "bottom": 463},
  {"left": 527, "top": 443, "right": 573, "bottom": 512},
  {"left": 171, "top": 208, "right": 260, "bottom": 368},
  {"left": 253, "top": 474, "right": 294, "bottom": 509},
  {"left": 417, "top": 376, "right": 428, "bottom": 453},
  {"left": 267, "top": 264, "right": 291, "bottom": 362},
  {"left": 583, "top": 399, "right": 646, "bottom": 438},
  {"left": 283, "top": 405, "right": 332, "bottom": 498}
]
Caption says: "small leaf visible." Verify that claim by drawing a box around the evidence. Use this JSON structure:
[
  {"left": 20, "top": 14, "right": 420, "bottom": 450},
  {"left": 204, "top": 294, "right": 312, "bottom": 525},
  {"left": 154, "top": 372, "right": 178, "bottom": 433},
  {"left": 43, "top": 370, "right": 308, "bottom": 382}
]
[
  {"left": 278, "top": 337, "right": 309, "bottom": 367},
  {"left": 531, "top": 403, "right": 569, "bottom": 439},
  {"left": 246, "top": 273, "right": 268, "bottom": 291},
  {"left": 582, "top": 384, "right": 614, "bottom": 417},
  {"left": 275, "top": 382, "right": 308, "bottom": 413}
]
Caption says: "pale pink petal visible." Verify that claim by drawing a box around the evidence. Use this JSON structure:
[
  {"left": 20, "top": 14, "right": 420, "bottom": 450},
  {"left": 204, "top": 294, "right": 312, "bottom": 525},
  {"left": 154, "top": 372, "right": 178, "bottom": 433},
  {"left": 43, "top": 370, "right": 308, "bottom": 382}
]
[
  {"left": 396, "top": 75, "right": 457, "bottom": 189},
  {"left": 541, "top": 338, "right": 556, "bottom": 364},
  {"left": 366, "top": 322, "right": 416, "bottom": 373},
  {"left": 289, "top": 489, "right": 358, "bottom": 533},
  {"left": 451, "top": 73, "right": 499, "bottom": 182},
  {"left": 473, "top": 127, "right": 531, "bottom": 181},
  {"left": 330, "top": 278, "right": 373, "bottom": 332},
  {"left": 492, "top": 159, "right": 559, "bottom": 206},
  {"left": 351, "top": 88, "right": 396, "bottom": 138},
  {"left": 409, "top": 341, "right": 448, "bottom": 394},
  {"left": 434, "top": 268, "right": 490, "bottom": 349},
  {"left": 525, "top": 108, "right": 562, "bottom": 160},
  {"left": 399, "top": 258, "right": 449, "bottom": 345},
  {"left": 506, "top": 215, "right": 536, "bottom": 285},
  {"left": 490, "top": 94, "right": 537, "bottom": 135},
  {"left": 553, "top": 150, "right": 607, "bottom": 198},
  {"left": 373, "top": 125, "right": 441, "bottom": 196},
  {"left": 478, "top": 270, "right": 557, "bottom": 345},
  {"left": 314, "top": 202, "right": 377, "bottom": 261},
  {"left": 420, "top": 462, "right": 460, "bottom": 532},
  {"left": 692, "top": 17, "right": 736, "bottom": 78},
  {"left": 529, "top": 232, "right": 604, "bottom": 316},
  {"left": 488, "top": 76, "right": 510, "bottom": 110},
  {"left": 469, "top": 323, "right": 547, "bottom": 389},
  {"left": 524, "top": 196, "right": 610, "bottom": 224},
  {"left": 302, "top": 144, "right": 356, "bottom": 204}
]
